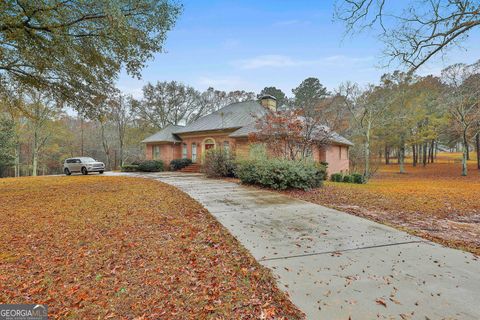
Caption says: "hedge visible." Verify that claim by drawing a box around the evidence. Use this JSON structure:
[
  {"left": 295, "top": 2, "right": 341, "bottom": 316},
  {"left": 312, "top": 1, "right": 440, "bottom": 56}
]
[
  {"left": 121, "top": 165, "right": 139, "bottom": 172},
  {"left": 236, "top": 159, "right": 326, "bottom": 190},
  {"left": 170, "top": 158, "right": 192, "bottom": 171},
  {"left": 137, "top": 160, "right": 164, "bottom": 172},
  {"left": 331, "top": 172, "right": 365, "bottom": 184}
]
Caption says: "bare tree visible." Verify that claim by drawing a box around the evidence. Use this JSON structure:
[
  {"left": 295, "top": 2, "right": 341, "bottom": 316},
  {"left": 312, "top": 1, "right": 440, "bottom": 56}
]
[
  {"left": 441, "top": 61, "right": 480, "bottom": 176},
  {"left": 335, "top": 0, "right": 480, "bottom": 71},
  {"left": 135, "top": 81, "right": 200, "bottom": 128},
  {"left": 338, "top": 82, "right": 391, "bottom": 179},
  {"left": 23, "top": 91, "right": 59, "bottom": 176},
  {"left": 110, "top": 94, "right": 133, "bottom": 167}
]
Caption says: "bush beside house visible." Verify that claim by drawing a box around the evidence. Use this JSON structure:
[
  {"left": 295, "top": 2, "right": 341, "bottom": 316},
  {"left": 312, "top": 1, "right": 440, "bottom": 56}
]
[
  {"left": 236, "top": 159, "right": 326, "bottom": 190},
  {"left": 170, "top": 158, "right": 192, "bottom": 171},
  {"left": 203, "top": 149, "right": 236, "bottom": 178},
  {"left": 120, "top": 165, "right": 139, "bottom": 172},
  {"left": 331, "top": 172, "right": 365, "bottom": 184},
  {"left": 121, "top": 160, "right": 164, "bottom": 172}
]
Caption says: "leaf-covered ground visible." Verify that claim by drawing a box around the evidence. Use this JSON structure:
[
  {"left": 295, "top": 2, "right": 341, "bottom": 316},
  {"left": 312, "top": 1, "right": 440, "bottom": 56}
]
[
  {"left": 0, "top": 176, "right": 303, "bottom": 319},
  {"left": 284, "top": 153, "right": 480, "bottom": 255}
]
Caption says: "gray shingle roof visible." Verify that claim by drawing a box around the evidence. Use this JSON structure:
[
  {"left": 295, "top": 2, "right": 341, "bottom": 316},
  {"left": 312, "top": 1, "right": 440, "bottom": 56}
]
[
  {"left": 142, "top": 101, "right": 353, "bottom": 147},
  {"left": 329, "top": 132, "right": 354, "bottom": 146},
  {"left": 141, "top": 124, "right": 184, "bottom": 143},
  {"left": 228, "top": 122, "right": 257, "bottom": 138},
  {"left": 229, "top": 119, "right": 353, "bottom": 146},
  {"left": 173, "top": 100, "right": 267, "bottom": 134}
]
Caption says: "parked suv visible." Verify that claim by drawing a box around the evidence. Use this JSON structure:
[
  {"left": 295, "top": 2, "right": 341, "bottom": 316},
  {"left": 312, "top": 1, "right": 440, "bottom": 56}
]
[{"left": 63, "top": 157, "right": 105, "bottom": 175}]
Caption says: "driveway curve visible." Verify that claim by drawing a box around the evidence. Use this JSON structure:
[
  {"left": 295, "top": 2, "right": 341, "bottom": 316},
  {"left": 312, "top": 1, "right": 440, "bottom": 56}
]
[{"left": 109, "top": 172, "right": 480, "bottom": 319}]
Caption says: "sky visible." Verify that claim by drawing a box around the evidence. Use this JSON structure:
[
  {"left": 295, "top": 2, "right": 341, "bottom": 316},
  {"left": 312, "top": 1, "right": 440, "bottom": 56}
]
[{"left": 116, "top": 0, "right": 480, "bottom": 98}]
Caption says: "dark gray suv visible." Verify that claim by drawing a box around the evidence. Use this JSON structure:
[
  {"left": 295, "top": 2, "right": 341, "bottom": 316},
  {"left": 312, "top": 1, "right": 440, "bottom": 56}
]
[{"left": 63, "top": 157, "right": 105, "bottom": 175}]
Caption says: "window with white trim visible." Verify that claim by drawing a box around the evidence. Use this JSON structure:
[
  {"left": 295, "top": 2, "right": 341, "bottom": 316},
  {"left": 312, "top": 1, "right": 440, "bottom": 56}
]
[
  {"left": 182, "top": 143, "right": 187, "bottom": 159},
  {"left": 191, "top": 143, "right": 197, "bottom": 162},
  {"left": 153, "top": 145, "right": 160, "bottom": 160},
  {"left": 223, "top": 141, "right": 230, "bottom": 154}
]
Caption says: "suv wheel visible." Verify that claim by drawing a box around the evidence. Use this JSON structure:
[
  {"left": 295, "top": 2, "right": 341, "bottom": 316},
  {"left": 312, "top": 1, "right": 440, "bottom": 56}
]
[
  {"left": 99, "top": 171, "right": 104, "bottom": 174},
  {"left": 64, "top": 168, "right": 71, "bottom": 176},
  {"left": 81, "top": 167, "right": 88, "bottom": 175}
]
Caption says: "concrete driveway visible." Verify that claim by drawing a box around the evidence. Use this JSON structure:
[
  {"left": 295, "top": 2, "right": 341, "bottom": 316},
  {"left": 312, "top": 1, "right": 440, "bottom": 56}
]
[{"left": 111, "top": 172, "right": 480, "bottom": 319}]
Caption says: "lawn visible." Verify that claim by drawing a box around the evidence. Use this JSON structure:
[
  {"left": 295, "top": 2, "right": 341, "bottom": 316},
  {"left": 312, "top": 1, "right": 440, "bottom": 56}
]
[
  {"left": 284, "top": 153, "right": 480, "bottom": 255},
  {"left": 0, "top": 176, "right": 303, "bottom": 319}
]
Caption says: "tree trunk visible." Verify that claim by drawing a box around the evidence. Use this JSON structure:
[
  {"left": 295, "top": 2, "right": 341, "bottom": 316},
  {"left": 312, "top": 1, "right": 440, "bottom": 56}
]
[
  {"left": 422, "top": 142, "right": 427, "bottom": 166},
  {"left": 462, "top": 131, "right": 468, "bottom": 176},
  {"left": 100, "top": 122, "right": 111, "bottom": 170},
  {"left": 412, "top": 144, "right": 417, "bottom": 167},
  {"left": 80, "top": 116, "right": 84, "bottom": 156},
  {"left": 416, "top": 144, "right": 419, "bottom": 164},
  {"left": 466, "top": 139, "right": 470, "bottom": 160},
  {"left": 32, "top": 151, "right": 38, "bottom": 176},
  {"left": 14, "top": 141, "right": 20, "bottom": 177},
  {"left": 399, "top": 144, "right": 406, "bottom": 174},
  {"left": 427, "top": 141, "right": 431, "bottom": 163},
  {"left": 119, "top": 137, "right": 124, "bottom": 168},
  {"left": 364, "top": 131, "right": 370, "bottom": 179},
  {"left": 429, "top": 140, "right": 435, "bottom": 163},
  {"left": 385, "top": 145, "right": 390, "bottom": 165},
  {"left": 32, "top": 127, "right": 38, "bottom": 176},
  {"left": 476, "top": 132, "right": 480, "bottom": 170}
]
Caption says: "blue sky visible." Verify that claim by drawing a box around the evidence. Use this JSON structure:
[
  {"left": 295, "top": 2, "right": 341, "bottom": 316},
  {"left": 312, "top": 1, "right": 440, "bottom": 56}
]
[{"left": 117, "top": 0, "right": 480, "bottom": 98}]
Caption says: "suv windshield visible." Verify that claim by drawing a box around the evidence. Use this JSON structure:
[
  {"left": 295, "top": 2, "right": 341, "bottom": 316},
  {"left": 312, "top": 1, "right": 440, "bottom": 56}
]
[{"left": 80, "top": 157, "right": 96, "bottom": 163}]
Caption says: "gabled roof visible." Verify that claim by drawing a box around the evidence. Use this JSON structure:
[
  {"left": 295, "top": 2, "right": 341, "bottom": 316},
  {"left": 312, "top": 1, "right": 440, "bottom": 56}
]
[
  {"left": 141, "top": 124, "right": 184, "bottom": 143},
  {"left": 328, "top": 132, "right": 354, "bottom": 146},
  {"left": 142, "top": 100, "right": 353, "bottom": 147},
  {"left": 173, "top": 100, "right": 267, "bottom": 134},
  {"left": 229, "top": 119, "right": 353, "bottom": 146}
]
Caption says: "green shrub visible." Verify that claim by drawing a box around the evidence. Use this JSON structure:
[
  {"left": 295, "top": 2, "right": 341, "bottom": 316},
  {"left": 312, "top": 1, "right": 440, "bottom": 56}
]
[
  {"left": 137, "top": 160, "right": 164, "bottom": 172},
  {"left": 249, "top": 143, "right": 268, "bottom": 161},
  {"left": 351, "top": 173, "right": 365, "bottom": 184},
  {"left": 330, "top": 173, "right": 343, "bottom": 182},
  {"left": 121, "top": 165, "right": 139, "bottom": 172},
  {"left": 170, "top": 158, "right": 192, "bottom": 171},
  {"left": 315, "top": 162, "right": 328, "bottom": 180},
  {"left": 236, "top": 159, "right": 324, "bottom": 190},
  {"left": 203, "top": 149, "right": 236, "bottom": 178},
  {"left": 342, "top": 175, "right": 353, "bottom": 183}
]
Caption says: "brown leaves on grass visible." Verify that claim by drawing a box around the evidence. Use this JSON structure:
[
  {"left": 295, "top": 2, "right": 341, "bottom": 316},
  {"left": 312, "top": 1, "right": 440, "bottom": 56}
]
[
  {"left": 0, "top": 176, "right": 304, "bottom": 319},
  {"left": 284, "top": 156, "right": 480, "bottom": 255}
]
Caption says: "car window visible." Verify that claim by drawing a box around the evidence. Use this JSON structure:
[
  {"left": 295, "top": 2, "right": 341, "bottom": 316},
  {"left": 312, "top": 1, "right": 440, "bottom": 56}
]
[{"left": 75, "top": 159, "right": 82, "bottom": 164}]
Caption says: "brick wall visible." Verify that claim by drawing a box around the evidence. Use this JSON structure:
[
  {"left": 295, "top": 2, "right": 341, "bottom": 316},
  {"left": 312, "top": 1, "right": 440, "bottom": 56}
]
[{"left": 318, "top": 145, "right": 350, "bottom": 174}]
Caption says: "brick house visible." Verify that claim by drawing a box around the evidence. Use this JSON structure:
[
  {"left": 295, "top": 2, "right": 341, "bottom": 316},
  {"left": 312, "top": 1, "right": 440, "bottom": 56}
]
[{"left": 142, "top": 95, "right": 353, "bottom": 174}]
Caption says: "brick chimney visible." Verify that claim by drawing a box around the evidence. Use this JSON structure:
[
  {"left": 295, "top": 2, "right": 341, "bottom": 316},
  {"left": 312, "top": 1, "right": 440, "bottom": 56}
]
[{"left": 260, "top": 94, "right": 277, "bottom": 112}]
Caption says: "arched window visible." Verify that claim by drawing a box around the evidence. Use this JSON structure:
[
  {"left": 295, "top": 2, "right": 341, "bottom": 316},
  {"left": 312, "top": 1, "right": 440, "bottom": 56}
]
[{"left": 204, "top": 138, "right": 215, "bottom": 151}]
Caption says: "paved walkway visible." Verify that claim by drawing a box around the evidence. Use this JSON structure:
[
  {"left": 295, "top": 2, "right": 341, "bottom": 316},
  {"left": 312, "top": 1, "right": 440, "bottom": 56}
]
[{"left": 110, "top": 172, "right": 480, "bottom": 319}]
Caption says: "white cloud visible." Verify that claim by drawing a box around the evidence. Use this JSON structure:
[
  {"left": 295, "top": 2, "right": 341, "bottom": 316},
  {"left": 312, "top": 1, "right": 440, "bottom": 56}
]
[{"left": 234, "top": 54, "right": 374, "bottom": 70}]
